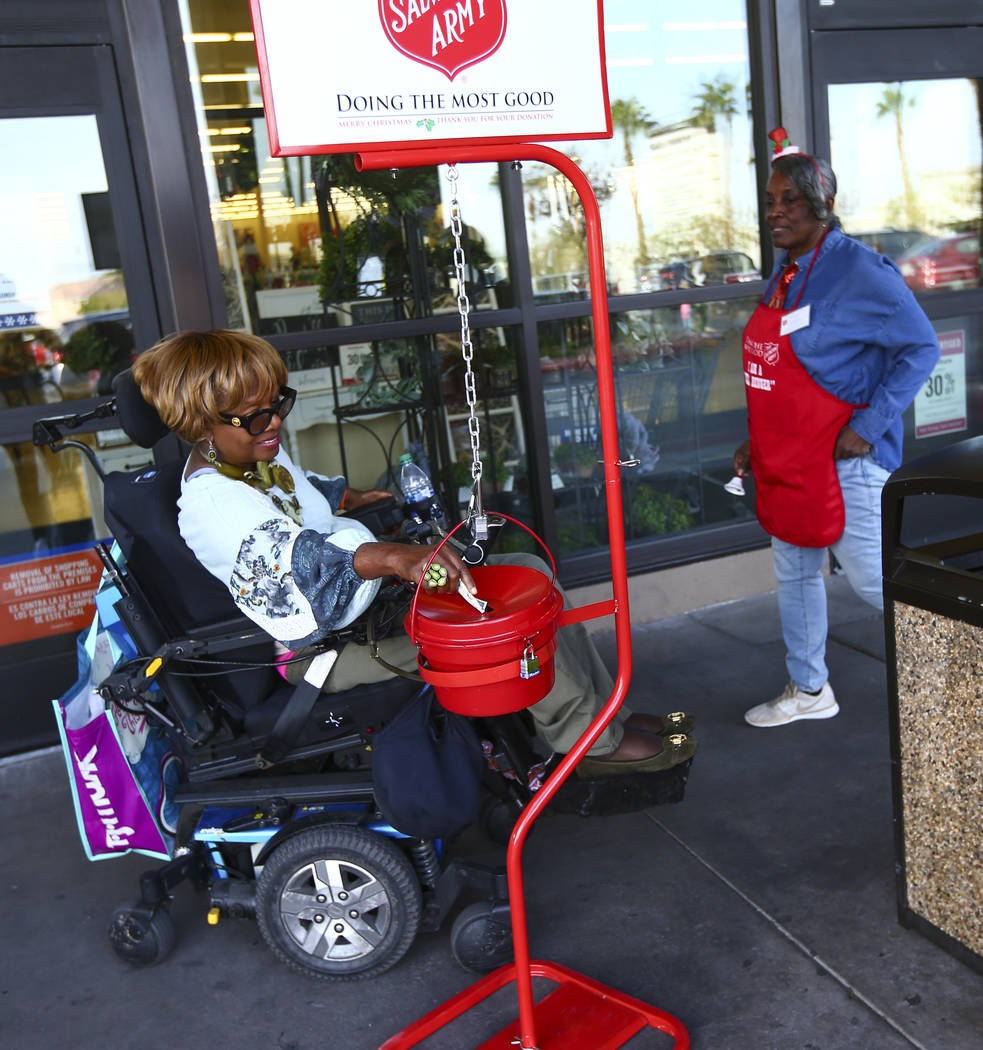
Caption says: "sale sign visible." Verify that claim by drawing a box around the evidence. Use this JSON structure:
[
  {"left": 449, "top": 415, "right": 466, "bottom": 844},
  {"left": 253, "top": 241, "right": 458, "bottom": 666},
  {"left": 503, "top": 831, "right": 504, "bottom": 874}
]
[
  {"left": 914, "top": 329, "right": 967, "bottom": 438},
  {"left": 0, "top": 547, "right": 103, "bottom": 645},
  {"left": 249, "top": 0, "right": 611, "bottom": 155}
]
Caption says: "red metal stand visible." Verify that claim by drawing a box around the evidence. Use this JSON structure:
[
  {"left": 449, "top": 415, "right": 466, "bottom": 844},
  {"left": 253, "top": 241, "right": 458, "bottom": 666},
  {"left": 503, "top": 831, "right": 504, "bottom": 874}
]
[
  {"left": 359, "top": 144, "right": 689, "bottom": 1050},
  {"left": 378, "top": 961, "right": 688, "bottom": 1049}
]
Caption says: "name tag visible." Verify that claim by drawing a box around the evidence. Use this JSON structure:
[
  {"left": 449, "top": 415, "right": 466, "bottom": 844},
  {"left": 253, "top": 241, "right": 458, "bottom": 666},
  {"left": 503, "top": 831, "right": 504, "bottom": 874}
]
[{"left": 780, "top": 304, "right": 811, "bottom": 336}]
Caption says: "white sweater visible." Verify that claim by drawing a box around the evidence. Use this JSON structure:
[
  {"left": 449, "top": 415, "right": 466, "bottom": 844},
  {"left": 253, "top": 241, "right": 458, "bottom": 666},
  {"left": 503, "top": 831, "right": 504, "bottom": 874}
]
[{"left": 177, "top": 445, "right": 380, "bottom": 645}]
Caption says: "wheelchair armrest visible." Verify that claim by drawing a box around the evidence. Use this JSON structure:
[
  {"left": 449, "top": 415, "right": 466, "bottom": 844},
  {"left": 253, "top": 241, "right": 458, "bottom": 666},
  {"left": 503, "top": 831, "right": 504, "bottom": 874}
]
[
  {"left": 181, "top": 617, "right": 273, "bottom": 649},
  {"left": 97, "top": 626, "right": 280, "bottom": 703},
  {"left": 343, "top": 496, "right": 405, "bottom": 536}
]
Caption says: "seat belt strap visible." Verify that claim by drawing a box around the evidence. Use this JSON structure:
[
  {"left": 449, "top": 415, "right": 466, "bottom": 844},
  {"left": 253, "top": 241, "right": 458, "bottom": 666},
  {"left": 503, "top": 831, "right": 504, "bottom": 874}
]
[{"left": 258, "top": 648, "right": 339, "bottom": 765}]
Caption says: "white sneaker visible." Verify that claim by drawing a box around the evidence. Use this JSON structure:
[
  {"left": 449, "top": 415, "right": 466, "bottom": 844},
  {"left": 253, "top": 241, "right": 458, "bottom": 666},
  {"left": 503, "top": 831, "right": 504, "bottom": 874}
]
[{"left": 744, "top": 681, "right": 838, "bottom": 727}]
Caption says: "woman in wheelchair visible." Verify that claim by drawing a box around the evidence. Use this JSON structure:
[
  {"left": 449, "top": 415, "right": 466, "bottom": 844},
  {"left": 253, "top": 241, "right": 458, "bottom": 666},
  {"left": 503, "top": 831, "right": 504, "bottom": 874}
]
[{"left": 131, "top": 329, "right": 696, "bottom": 775}]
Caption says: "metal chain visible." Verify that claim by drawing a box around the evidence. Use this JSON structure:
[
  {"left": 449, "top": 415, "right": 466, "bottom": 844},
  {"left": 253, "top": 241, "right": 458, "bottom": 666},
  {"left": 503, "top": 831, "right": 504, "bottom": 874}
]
[{"left": 446, "top": 163, "right": 486, "bottom": 537}]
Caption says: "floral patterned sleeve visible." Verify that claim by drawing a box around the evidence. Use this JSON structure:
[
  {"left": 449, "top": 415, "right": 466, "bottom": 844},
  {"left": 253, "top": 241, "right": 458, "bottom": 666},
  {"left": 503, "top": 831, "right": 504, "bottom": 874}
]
[
  {"left": 180, "top": 458, "right": 379, "bottom": 647},
  {"left": 229, "top": 518, "right": 366, "bottom": 647}
]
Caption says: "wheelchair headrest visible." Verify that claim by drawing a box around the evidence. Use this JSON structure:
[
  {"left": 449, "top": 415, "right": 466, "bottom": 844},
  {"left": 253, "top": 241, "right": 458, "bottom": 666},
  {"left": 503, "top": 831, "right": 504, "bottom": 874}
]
[{"left": 112, "top": 369, "right": 171, "bottom": 448}]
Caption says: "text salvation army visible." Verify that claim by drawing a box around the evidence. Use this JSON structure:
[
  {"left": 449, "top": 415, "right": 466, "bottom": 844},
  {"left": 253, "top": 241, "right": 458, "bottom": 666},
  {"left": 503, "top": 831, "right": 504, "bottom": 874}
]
[{"left": 380, "top": 0, "right": 507, "bottom": 80}]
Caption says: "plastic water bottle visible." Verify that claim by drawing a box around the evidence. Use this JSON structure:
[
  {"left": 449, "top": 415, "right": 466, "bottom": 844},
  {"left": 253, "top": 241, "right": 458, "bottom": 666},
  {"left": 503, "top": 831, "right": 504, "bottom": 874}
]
[{"left": 398, "top": 453, "right": 441, "bottom": 521}]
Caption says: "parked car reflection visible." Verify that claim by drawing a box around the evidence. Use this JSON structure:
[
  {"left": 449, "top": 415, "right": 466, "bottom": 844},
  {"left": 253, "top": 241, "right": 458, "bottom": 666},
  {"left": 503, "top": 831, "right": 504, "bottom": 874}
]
[
  {"left": 641, "top": 251, "right": 760, "bottom": 292},
  {"left": 897, "top": 232, "right": 981, "bottom": 291},
  {"left": 851, "top": 228, "right": 929, "bottom": 261}
]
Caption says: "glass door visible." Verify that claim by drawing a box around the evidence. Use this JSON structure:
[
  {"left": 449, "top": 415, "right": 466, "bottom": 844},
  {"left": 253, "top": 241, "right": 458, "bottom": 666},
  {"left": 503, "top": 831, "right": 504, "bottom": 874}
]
[
  {"left": 811, "top": 27, "right": 983, "bottom": 465},
  {"left": 0, "top": 46, "right": 158, "bottom": 754}
]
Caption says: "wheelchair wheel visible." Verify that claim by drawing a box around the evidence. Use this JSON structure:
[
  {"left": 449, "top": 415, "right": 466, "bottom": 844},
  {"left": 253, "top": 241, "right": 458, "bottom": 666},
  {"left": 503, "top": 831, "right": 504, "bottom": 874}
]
[
  {"left": 256, "top": 825, "right": 421, "bottom": 980},
  {"left": 108, "top": 905, "right": 175, "bottom": 967},
  {"left": 450, "top": 901, "right": 513, "bottom": 974}
]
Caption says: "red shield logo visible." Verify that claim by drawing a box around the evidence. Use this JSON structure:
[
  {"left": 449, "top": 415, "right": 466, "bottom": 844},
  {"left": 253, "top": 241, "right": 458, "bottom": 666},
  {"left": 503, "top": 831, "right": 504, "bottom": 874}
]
[{"left": 379, "top": 0, "right": 507, "bottom": 81}]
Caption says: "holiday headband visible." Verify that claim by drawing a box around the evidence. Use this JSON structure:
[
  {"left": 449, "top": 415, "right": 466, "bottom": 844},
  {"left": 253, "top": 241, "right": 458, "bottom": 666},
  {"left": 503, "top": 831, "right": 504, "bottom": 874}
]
[
  {"left": 768, "top": 126, "right": 828, "bottom": 195},
  {"left": 768, "top": 127, "right": 800, "bottom": 161}
]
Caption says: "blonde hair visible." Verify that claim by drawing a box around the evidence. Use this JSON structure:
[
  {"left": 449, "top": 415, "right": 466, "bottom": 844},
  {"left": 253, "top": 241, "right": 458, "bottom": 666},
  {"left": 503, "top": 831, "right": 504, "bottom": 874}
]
[{"left": 131, "top": 329, "right": 288, "bottom": 443}]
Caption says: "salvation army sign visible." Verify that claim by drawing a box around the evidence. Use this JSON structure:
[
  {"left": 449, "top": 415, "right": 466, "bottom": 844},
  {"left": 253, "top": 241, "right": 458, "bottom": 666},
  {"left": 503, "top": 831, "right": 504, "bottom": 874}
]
[
  {"left": 380, "top": 0, "right": 507, "bottom": 80},
  {"left": 249, "top": 0, "right": 611, "bottom": 156}
]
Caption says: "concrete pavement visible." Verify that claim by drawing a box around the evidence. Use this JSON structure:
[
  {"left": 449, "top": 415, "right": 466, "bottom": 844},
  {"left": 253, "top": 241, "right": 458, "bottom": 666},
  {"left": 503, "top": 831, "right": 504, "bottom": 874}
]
[{"left": 1, "top": 575, "right": 980, "bottom": 1050}]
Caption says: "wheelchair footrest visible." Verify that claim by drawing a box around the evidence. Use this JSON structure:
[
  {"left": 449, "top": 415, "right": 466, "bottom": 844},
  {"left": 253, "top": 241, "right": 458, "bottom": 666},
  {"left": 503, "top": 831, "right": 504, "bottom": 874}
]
[{"left": 550, "top": 758, "right": 693, "bottom": 817}]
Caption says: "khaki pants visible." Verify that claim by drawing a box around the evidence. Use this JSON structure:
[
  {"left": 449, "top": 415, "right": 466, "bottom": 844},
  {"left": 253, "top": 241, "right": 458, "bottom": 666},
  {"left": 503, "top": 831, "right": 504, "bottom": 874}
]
[{"left": 288, "top": 553, "right": 629, "bottom": 756}]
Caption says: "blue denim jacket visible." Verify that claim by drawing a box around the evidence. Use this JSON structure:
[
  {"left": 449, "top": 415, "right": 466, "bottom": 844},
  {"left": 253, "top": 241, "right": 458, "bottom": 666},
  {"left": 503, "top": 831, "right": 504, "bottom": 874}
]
[{"left": 768, "top": 225, "right": 940, "bottom": 472}]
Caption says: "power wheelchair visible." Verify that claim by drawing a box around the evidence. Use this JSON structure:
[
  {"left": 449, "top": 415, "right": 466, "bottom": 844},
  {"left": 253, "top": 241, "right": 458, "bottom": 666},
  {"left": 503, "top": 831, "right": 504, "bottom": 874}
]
[{"left": 36, "top": 372, "right": 692, "bottom": 983}]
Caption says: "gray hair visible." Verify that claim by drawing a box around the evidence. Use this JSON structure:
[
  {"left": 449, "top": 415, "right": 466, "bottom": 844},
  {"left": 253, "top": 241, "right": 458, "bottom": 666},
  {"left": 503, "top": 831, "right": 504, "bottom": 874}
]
[{"left": 773, "top": 153, "right": 838, "bottom": 224}]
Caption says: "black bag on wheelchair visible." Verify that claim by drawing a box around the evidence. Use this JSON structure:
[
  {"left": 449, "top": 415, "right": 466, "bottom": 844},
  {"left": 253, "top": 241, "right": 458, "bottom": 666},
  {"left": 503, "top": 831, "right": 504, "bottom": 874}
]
[{"left": 371, "top": 689, "right": 486, "bottom": 839}]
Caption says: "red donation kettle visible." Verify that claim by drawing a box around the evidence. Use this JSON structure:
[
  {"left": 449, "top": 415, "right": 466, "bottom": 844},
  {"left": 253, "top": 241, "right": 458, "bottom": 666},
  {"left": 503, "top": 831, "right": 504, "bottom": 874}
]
[{"left": 407, "top": 563, "right": 564, "bottom": 716}]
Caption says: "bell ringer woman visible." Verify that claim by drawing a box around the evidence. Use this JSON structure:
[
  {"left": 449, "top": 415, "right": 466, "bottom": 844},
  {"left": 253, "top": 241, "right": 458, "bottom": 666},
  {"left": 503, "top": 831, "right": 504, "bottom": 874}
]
[{"left": 733, "top": 129, "right": 939, "bottom": 728}]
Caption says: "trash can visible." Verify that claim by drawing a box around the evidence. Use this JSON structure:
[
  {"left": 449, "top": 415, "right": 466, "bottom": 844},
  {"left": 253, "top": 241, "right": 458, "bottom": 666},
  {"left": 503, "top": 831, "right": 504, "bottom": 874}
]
[{"left": 882, "top": 434, "right": 983, "bottom": 975}]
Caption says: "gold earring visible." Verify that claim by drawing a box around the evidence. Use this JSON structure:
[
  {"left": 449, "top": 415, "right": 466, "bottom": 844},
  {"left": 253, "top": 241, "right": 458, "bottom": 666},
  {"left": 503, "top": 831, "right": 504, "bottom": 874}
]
[{"left": 205, "top": 439, "right": 218, "bottom": 464}]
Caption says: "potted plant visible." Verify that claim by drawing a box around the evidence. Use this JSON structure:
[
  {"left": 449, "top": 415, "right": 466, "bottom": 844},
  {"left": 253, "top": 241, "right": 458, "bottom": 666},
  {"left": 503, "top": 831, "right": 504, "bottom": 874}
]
[
  {"left": 629, "top": 486, "right": 694, "bottom": 537},
  {"left": 62, "top": 320, "right": 134, "bottom": 395},
  {"left": 553, "top": 442, "right": 598, "bottom": 478}
]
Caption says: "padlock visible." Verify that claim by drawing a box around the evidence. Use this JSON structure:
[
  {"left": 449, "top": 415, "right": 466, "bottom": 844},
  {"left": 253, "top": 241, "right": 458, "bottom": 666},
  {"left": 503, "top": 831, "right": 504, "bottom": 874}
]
[{"left": 519, "top": 644, "right": 540, "bottom": 679}]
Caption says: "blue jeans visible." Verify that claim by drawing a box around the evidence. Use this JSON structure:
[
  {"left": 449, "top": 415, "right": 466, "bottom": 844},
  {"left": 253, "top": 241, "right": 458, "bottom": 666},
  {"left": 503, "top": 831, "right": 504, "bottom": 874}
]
[{"left": 771, "top": 456, "right": 889, "bottom": 692}]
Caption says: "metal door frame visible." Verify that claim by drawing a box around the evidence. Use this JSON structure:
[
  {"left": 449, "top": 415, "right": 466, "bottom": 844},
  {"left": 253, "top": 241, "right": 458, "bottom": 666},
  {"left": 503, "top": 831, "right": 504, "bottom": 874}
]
[{"left": 808, "top": 24, "right": 983, "bottom": 326}]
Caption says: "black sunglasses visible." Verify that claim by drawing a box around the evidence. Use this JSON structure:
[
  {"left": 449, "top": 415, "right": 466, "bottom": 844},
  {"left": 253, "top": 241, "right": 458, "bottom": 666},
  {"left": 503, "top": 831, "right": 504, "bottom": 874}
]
[{"left": 217, "top": 386, "right": 296, "bottom": 436}]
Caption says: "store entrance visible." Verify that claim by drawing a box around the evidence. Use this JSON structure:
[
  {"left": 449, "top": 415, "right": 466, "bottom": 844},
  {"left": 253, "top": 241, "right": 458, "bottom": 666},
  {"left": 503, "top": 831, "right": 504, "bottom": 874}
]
[
  {"left": 811, "top": 24, "right": 983, "bottom": 556},
  {"left": 0, "top": 46, "right": 158, "bottom": 754},
  {"left": 811, "top": 25, "right": 983, "bottom": 450}
]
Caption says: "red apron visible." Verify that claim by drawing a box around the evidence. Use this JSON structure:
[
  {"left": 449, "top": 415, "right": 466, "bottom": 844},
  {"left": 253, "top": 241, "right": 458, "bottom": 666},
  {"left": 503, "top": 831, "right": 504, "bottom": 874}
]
[{"left": 743, "top": 242, "right": 862, "bottom": 548}]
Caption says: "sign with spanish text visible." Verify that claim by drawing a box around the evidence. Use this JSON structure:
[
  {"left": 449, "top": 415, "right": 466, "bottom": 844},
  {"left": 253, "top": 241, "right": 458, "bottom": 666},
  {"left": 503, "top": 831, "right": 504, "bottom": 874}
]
[
  {"left": 914, "top": 329, "right": 967, "bottom": 438},
  {"left": 249, "top": 0, "right": 611, "bottom": 155},
  {"left": 0, "top": 547, "right": 103, "bottom": 645}
]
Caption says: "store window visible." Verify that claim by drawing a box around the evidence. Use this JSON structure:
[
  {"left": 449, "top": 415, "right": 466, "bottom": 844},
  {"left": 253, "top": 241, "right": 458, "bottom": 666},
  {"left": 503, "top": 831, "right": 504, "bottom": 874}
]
[
  {"left": 533, "top": 295, "right": 758, "bottom": 554},
  {"left": 525, "top": 6, "right": 759, "bottom": 296},
  {"left": 181, "top": 2, "right": 758, "bottom": 323},
  {"left": 829, "top": 79, "right": 983, "bottom": 464},
  {"left": 181, "top": 1, "right": 508, "bottom": 337},
  {"left": 179, "top": 1, "right": 765, "bottom": 571},
  {"left": 0, "top": 114, "right": 141, "bottom": 557},
  {"left": 829, "top": 79, "right": 981, "bottom": 288},
  {"left": 270, "top": 322, "right": 522, "bottom": 521},
  {"left": 181, "top": 0, "right": 515, "bottom": 515}
]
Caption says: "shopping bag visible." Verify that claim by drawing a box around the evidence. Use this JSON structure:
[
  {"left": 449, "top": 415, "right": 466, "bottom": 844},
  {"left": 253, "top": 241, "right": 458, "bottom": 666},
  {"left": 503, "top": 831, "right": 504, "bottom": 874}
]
[{"left": 52, "top": 583, "right": 183, "bottom": 862}]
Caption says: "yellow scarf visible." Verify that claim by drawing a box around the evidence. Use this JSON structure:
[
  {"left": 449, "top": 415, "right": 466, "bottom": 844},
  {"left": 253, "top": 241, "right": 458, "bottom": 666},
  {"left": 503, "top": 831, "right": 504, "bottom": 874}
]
[{"left": 212, "top": 458, "right": 304, "bottom": 526}]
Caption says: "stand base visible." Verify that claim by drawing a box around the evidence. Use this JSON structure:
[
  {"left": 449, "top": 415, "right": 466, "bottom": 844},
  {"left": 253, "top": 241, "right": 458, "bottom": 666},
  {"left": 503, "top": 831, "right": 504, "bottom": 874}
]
[{"left": 379, "top": 960, "right": 689, "bottom": 1050}]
